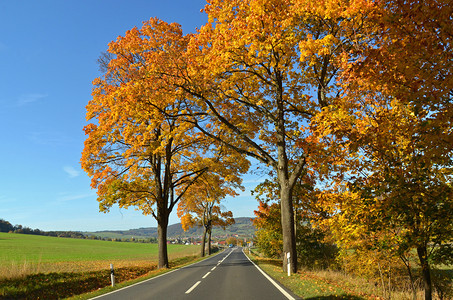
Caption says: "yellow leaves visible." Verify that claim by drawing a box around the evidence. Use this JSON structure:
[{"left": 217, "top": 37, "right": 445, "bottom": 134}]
[
  {"left": 198, "top": 0, "right": 298, "bottom": 70},
  {"left": 180, "top": 214, "right": 194, "bottom": 231},
  {"left": 299, "top": 33, "right": 339, "bottom": 64},
  {"left": 292, "top": 0, "right": 375, "bottom": 20}
]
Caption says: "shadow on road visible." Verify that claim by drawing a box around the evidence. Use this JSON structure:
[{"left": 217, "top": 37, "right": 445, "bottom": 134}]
[
  {"left": 179, "top": 261, "right": 217, "bottom": 270},
  {"left": 219, "top": 260, "right": 252, "bottom": 267}
]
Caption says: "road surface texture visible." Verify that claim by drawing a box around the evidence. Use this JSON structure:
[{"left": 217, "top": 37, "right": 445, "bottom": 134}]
[{"left": 91, "top": 247, "right": 299, "bottom": 300}]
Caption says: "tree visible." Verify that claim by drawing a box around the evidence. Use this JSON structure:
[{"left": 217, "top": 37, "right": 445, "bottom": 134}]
[
  {"left": 312, "top": 1, "right": 453, "bottom": 298},
  {"left": 178, "top": 173, "right": 237, "bottom": 256},
  {"left": 81, "top": 18, "right": 235, "bottom": 268},
  {"left": 226, "top": 236, "right": 238, "bottom": 246},
  {"left": 253, "top": 177, "right": 338, "bottom": 269},
  {"left": 253, "top": 200, "right": 283, "bottom": 258},
  {"left": 175, "top": 0, "right": 372, "bottom": 273},
  {"left": 0, "top": 219, "right": 14, "bottom": 233}
]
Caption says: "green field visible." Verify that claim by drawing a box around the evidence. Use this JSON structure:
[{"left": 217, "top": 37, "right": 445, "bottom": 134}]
[
  {"left": 0, "top": 232, "right": 199, "bottom": 277},
  {"left": 0, "top": 232, "right": 203, "bottom": 298}
]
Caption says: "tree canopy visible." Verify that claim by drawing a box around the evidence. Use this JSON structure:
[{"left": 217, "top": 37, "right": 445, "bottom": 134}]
[{"left": 81, "top": 18, "right": 248, "bottom": 268}]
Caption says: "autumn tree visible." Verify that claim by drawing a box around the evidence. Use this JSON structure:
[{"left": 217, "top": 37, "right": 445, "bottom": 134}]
[
  {"left": 178, "top": 173, "right": 237, "bottom": 256},
  {"left": 81, "top": 18, "right": 247, "bottom": 268},
  {"left": 226, "top": 236, "right": 238, "bottom": 246},
  {"left": 172, "top": 0, "right": 373, "bottom": 273},
  {"left": 253, "top": 200, "right": 283, "bottom": 258},
  {"left": 312, "top": 1, "right": 453, "bottom": 298}
]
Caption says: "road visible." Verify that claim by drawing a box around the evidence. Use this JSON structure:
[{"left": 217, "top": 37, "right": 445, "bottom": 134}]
[{"left": 91, "top": 247, "right": 299, "bottom": 300}]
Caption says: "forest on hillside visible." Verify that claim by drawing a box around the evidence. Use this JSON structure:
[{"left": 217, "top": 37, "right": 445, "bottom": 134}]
[{"left": 86, "top": 217, "right": 255, "bottom": 240}]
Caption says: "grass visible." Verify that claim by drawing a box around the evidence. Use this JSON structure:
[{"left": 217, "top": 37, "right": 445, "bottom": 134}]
[{"left": 0, "top": 232, "right": 202, "bottom": 299}]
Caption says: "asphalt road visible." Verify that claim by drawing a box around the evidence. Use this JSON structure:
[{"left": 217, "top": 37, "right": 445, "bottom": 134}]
[{"left": 91, "top": 247, "right": 299, "bottom": 300}]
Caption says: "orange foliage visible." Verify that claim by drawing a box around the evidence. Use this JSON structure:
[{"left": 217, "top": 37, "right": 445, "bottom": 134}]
[{"left": 81, "top": 18, "right": 248, "bottom": 268}]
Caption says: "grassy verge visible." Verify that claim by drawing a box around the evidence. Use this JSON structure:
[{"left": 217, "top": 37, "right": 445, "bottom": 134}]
[{"left": 247, "top": 251, "right": 383, "bottom": 300}]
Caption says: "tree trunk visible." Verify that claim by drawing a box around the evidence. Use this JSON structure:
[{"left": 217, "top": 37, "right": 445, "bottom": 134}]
[
  {"left": 417, "top": 246, "right": 432, "bottom": 300},
  {"left": 207, "top": 227, "right": 212, "bottom": 255},
  {"left": 280, "top": 182, "right": 297, "bottom": 274},
  {"left": 401, "top": 255, "right": 417, "bottom": 300},
  {"left": 275, "top": 74, "right": 298, "bottom": 274},
  {"left": 201, "top": 226, "right": 207, "bottom": 257},
  {"left": 157, "top": 215, "right": 169, "bottom": 269}
]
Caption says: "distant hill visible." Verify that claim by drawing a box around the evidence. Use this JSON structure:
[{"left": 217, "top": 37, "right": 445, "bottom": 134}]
[{"left": 87, "top": 217, "right": 255, "bottom": 240}]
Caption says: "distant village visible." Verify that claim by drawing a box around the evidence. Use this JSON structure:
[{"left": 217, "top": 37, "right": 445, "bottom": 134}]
[{"left": 167, "top": 234, "right": 254, "bottom": 248}]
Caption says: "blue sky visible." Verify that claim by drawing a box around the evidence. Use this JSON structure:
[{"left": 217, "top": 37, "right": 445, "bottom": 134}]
[{"left": 0, "top": 1, "right": 263, "bottom": 231}]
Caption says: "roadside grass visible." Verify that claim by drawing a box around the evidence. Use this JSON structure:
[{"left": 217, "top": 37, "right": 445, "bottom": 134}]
[{"left": 247, "top": 252, "right": 383, "bottom": 300}]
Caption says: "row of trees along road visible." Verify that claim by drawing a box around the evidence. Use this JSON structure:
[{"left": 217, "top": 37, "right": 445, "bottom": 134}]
[
  {"left": 81, "top": 1, "right": 452, "bottom": 298},
  {"left": 177, "top": 172, "right": 236, "bottom": 257}
]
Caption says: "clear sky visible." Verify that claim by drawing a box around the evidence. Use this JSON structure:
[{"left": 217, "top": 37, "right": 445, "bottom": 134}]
[{"left": 0, "top": 1, "right": 263, "bottom": 232}]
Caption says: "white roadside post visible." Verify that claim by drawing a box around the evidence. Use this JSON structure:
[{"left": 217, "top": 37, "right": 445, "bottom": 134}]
[
  {"left": 110, "top": 263, "right": 115, "bottom": 287},
  {"left": 287, "top": 252, "right": 291, "bottom": 277}
]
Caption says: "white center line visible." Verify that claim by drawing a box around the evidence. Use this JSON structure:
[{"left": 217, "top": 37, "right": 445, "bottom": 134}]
[
  {"left": 185, "top": 281, "right": 201, "bottom": 294},
  {"left": 184, "top": 249, "right": 234, "bottom": 295}
]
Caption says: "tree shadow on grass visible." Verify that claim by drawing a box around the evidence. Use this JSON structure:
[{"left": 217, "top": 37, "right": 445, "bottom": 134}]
[
  {"left": 0, "top": 271, "right": 108, "bottom": 300},
  {"left": 305, "top": 295, "right": 366, "bottom": 300},
  {"left": 0, "top": 266, "right": 154, "bottom": 300}
]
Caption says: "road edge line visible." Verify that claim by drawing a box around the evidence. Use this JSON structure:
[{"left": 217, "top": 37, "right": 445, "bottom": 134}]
[
  {"left": 243, "top": 249, "right": 297, "bottom": 300},
  {"left": 89, "top": 250, "right": 227, "bottom": 299}
]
